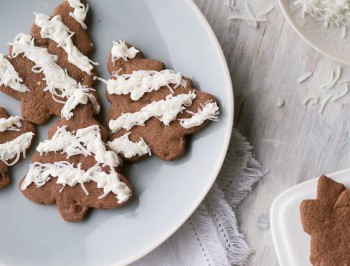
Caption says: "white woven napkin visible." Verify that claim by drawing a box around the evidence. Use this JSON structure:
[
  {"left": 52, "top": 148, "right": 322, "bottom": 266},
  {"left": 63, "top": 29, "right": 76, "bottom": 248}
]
[{"left": 132, "top": 129, "right": 263, "bottom": 266}]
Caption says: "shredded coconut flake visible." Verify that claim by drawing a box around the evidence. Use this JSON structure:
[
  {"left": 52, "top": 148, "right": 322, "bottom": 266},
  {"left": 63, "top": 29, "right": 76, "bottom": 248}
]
[
  {"left": 0, "top": 116, "right": 22, "bottom": 132},
  {"left": 21, "top": 162, "right": 131, "bottom": 203},
  {"left": 111, "top": 40, "right": 139, "bottom": 63},
  {"left": 107, "top": 132, "right": 151, "bottom": 158},
  {"left": 179, "top": 101, "right": 220, "bottom": 128},
  {"left": 294, "top": 0, "right": 350, "bottom": 28},
  {"left": 66, "top": 0, "right": 89, "bottom": 29},
  {"left": 107, "top": 69, "right": 187, "bottom": 101},
  {"left": 270, "top": 97, "right": 285, "bottom": 107},
  {"left": 0, "top": 54, "right": 29, "bottom": 92},
  {"left": 61, "top": 86, "right": 100, "bottom": 119},
  {"left": 0, "top": 132, "right": 34, "bottom": 166},
  {"left": 332, "top": 84, "right": 349, "bottom": 102},
  {"left": 10, "top": 33, "right": 79, "bottom": 104},
  {"left": 35, "top": 13, "right": 97, "bottom": 75},
  {"left": 319, "top": 95, "right": 332, "bottom": 114},
  {"left": 109, "top": 92, "right": 197, "bottom": 133},
  {"left": 37, "top": 125, "right": 121, "bottom": 168},
  {"left": 321, "top": 66, "right": 341, "bottom": 89},
  {"left": 303, "top": 95, "right": 319, "bottom": 105},
  {"left": 297, "top": 71, "right": 313, "bottom": 83}
]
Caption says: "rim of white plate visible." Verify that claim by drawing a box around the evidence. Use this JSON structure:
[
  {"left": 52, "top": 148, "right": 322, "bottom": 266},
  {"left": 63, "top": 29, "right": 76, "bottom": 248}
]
[{"left": 115, "top": 0, "right": 234, "bottom": 265}]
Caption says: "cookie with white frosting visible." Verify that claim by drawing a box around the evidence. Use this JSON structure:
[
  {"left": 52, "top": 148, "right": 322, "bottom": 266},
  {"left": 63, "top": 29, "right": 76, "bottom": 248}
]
[
  {"left": 20, "top": 104, "right": 134, "bottom": 222},
  {"left": 0, "top": 0, "right": 99, "bottom": 125},
  {"left": 104, "top": 41, "right": 220, "bottom": 161},
  {"left": 0, "top": 108, "right": 35, "bottom": 189}
]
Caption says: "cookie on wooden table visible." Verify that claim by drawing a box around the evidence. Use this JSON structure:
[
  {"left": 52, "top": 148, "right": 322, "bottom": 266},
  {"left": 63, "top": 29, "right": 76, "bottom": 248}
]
[
  {"left": 0, "top": 107, "right": 35, "bottom": 189},
  {"left": 300, "top": 175, "right": 350, "bottom": 265},
  {"left": 0, "top": 0, "right": 99, "bottom": 125},
  {"left": 104, "top": 40, "right": 220, "bottom": 161},
  {"left": 20, "top": 103, "right": 134, "bottom": 222}
]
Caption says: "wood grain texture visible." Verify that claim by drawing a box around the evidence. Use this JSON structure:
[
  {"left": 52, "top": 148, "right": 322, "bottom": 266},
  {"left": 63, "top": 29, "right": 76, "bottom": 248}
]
[{"left": 193, "top": 0, "right": 350, "bottom": 265}]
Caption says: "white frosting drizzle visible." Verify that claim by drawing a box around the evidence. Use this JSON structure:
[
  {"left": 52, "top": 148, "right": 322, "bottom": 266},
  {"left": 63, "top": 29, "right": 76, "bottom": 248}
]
[
  {"left": 107, "top": 70, "right": 187, "bottom": 101},
  {"left": 179, "top": 101, "right": 220, "bottom": 128},
  {"left": 0, "top": 116, "right": 22, "bottom": 132},
  {"left": 35, "top": 13, "right": 97, "bottom": 75},
  {"left": 0, "top": 54, "right": 29, "bottom": 92},
  {"left": 10, "top": 33, "right": 98, "bottom": 115},
  {"left": 61, "top": 87, "right": 100, "bottom": 119},
  {"left": 111, "top": 40, "right": 139, "bottom": 63},
  {"left": 10, "top": 33, "right": 77, "bottom": 103},
  {"left": 66, "top": 0, "right": 89, "bottom": 29},
  {"left": 0, "top": 132, "right": 34, "bottom": 166},
  {"left": 107, "top": 132, "right": 151, "bottom": 158},
  {"left": 109, "top": 92, "right": 197, "bottom": 133},
  {"left": 37, "top": 125, "right": 120, "bottom": 168},
  {"left": 20, "top": 162, "right": 131, "bottom": 203}
]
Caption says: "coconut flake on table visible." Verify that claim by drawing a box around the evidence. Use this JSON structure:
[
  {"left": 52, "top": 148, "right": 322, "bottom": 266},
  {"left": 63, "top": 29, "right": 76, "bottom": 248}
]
[
  {"left": 332, "top": 84, "right": 349, "bottom": 102},
  {"left": 321, "top": 66, "right": 341, "bottom": 90},
  {"left": 297, "top": 71, "right": 313, "bottom": 84},
  {"left": 270, "top": 97, "right": 285, "bottom": 107},
  {"left": 227, "top": 1, "right": 267, "bottom": 27}
]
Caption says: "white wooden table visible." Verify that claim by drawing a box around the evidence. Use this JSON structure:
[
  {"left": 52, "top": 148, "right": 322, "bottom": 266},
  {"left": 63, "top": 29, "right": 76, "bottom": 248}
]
[{"left": 193, "top": 0, "right": 350, "bottom": 265}]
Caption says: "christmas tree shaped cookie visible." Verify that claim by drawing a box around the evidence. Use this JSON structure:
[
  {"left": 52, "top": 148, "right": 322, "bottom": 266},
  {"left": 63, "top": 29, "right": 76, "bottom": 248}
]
[
  {"left": 20, "top": 103, "right": 134, "bottom": 222},
  {"left": 0, "top": 0, "right": 99, "bottom": 125},
  {"left": 300, "top": 175, "right": 350, "bottom": 265},
  {"left": 104, "top": 41, "right": 220, "bottom": 161},
  {"left": 0, "top": 108, "right": 35, "bottom": 189}
]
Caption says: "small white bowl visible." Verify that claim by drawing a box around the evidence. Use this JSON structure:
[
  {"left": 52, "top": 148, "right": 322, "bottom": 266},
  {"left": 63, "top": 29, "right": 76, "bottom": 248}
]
[{"left": 278, "top": 0, "right": 350, "bottom": 65}]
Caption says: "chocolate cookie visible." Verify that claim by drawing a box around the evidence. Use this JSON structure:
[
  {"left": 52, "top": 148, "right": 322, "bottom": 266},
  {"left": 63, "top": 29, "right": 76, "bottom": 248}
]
[
  {"left": 104, "top": 41, "right": 220, "bottom": 161},
  {"left": 20, "top": 103, "right": 134, "bottom": 222},
  {"left": 300, "top": 175, "right": 350, "bottom": 265},
  {"left": 0, "top": 107, "right": 35, "bottom": 189},
  {"left": 0, "top": 0, "right": 99, "bottom": 125}
]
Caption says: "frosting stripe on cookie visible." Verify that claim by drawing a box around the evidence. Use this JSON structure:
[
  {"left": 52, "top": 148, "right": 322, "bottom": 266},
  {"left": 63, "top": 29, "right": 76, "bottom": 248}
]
[
  {"left": 10, "top": 33, "right": 99, "bottom": 114},
  {"left": 21, "top": 162, "right": 131, "bottom": 203},
  {"left": 61, "top": 87, "right": 100, "bottom": 119},
  {"left": 107, "top": 132, "right": 151, "bottom": 158},
  {"left": 35, "top": 13, "right": 97, "bottom": 75},
  {"left": 0, "top": 116, "right": 22, "bottom": 132},
  {"left": 0, "top": 54, "right": 29, "bottom": 93},
  {"left": 66, "top": 0, "right": 89, "bottom": 29},
  {"left": 109, "top": 92, "right": 197, "bottom": 133},
  {"left": 10, "top": 33, "right": 77, "bottom": 102},
  {"left": 106, "top": 70, "right": 187, "bottom": 101},
  {"left": 111, "top": 41, "right": 139, "bottom": 63},
  {"left": 0, "top": 132, "right": 34, "bottom": 166},
  {"left": 179, "top": 101, "right": 220, "bottom": 128},
  {"left": 37, "top": 125, "right": 121, "bottom": 168}
]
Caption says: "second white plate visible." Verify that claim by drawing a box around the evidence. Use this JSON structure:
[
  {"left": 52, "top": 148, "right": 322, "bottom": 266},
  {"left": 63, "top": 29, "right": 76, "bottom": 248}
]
[{"left": 270, "top": 168, "right": 350, "bottom": 266}]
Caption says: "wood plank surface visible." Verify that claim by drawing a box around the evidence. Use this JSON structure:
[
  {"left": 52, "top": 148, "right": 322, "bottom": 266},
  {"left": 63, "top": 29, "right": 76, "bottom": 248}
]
[{"left": 192, "top": 0, "right": 350, "bottom": 265}]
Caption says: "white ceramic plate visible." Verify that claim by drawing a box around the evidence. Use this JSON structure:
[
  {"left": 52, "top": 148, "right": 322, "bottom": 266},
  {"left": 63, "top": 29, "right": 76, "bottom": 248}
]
[
  {"left": 0, "top": 0, "right": 233, "bottom": 265},
  {"left": 270, "top": 168, "right": 350, "bottom": 266},
  {"left": 278, "top": 0, "right": 350, "bottom": 65}
]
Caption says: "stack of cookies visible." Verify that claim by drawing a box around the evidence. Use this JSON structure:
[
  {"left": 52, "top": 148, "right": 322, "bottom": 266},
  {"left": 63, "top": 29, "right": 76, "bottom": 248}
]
[{"left": 0, "top": 0, "right": 219, "bottom": 222}]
